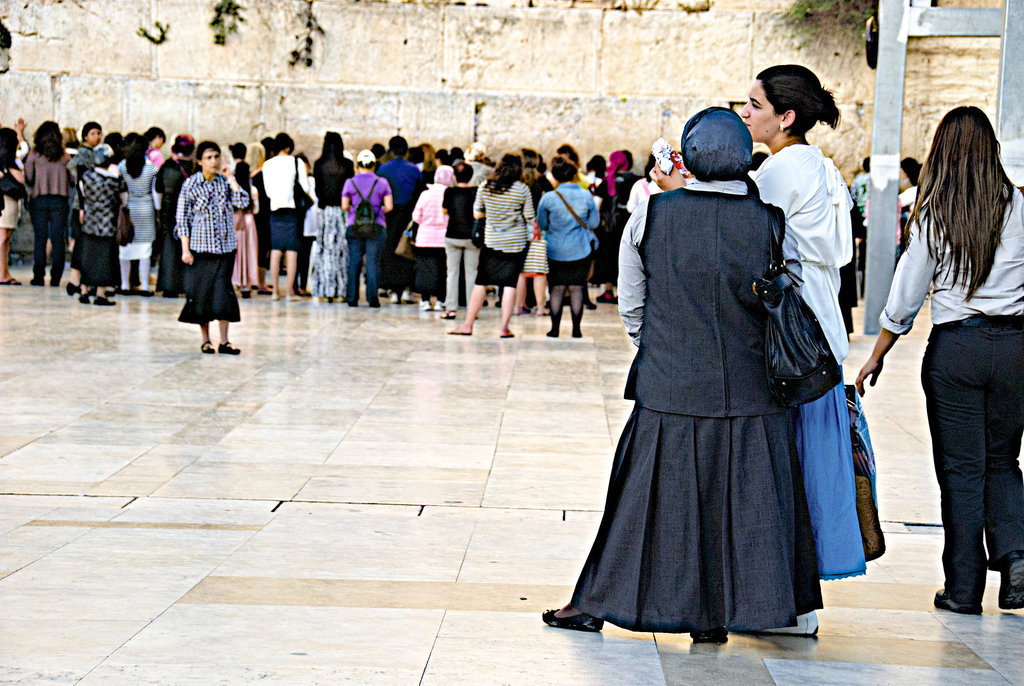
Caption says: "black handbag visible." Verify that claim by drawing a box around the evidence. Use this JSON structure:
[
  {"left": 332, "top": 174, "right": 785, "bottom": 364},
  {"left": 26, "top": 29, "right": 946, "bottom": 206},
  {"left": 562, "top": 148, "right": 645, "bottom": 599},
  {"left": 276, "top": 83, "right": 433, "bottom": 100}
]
[
  {"left": 0, "top": 168, "right": 27, "bottom": 200},
  {"left": 292, "top": 157, "right": 313, "bottom": 212},
  {"left": 753, "top": 205, "right": 841, "bottom": 407},
  {"left": 471, "top": 217, "right": 486, "bottom": 249}
]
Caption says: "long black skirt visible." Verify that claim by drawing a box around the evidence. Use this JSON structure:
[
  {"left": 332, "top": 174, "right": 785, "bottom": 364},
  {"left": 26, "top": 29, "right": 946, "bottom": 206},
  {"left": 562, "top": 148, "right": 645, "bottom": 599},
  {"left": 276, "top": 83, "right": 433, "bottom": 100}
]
[
  {"left": 380, "top": 204, "right": 414, "bottom": 292},
  {"left": 179, "top": 251, "right": 240, "bottom": 325},
  {"left": 413, "top": 246, "right": 446, "bottom": 300},
  {"left": 79, "top": 232, "right": 119, "bottom": 288},
  {"left": 156, "top": 224, "right": 185, "bottom": 294},
  {"left": 572, "top": 405, "right": 822, "bottom": 633}
]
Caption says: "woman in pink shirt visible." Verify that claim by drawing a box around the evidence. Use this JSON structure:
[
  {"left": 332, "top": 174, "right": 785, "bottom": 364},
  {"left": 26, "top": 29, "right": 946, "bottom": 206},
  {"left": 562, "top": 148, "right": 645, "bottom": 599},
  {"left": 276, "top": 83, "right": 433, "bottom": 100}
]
[{"left": 411, "top": 165, "right": 454, "bottom": 311}]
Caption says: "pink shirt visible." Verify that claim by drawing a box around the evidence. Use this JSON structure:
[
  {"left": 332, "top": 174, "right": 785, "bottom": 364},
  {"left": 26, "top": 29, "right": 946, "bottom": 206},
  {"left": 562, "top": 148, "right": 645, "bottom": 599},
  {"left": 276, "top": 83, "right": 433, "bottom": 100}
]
[
  {"left": 147, "top": 148, "right": 165, "bottom": 169},
  {"left": 411, "top": 184, "right": 449, "bottom": 247}
]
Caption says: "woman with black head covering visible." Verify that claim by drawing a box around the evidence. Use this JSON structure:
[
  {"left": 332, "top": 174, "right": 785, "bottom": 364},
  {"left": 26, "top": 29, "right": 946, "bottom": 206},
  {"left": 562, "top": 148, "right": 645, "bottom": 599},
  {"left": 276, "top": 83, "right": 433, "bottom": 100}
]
[
  {"left": 311, "top": 131, "right": 354, "bottom": 301},
  {"left": 542, "top": 108, "right": 821, "bottom": 643},
  {"left": 155, "top": 134, "right": 195, "bottom": 297}
]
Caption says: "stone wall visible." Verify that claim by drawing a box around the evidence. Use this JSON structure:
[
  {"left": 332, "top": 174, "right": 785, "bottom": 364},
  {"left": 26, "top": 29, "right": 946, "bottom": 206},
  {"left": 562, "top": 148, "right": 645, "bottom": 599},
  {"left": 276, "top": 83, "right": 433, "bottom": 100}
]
[{"left": 0, "top": 0, "right": 1003, "bottom": 181}]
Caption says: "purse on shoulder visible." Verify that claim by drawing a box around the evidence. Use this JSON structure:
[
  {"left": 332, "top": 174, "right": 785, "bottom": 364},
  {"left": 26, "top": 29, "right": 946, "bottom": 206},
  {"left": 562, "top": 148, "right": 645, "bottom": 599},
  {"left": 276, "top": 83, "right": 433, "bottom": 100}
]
[
  {"left": 116, "top": 207, "right": 135, "bottom": 247},
  {"left": 292, "top": 157, "right": 313, "bottom": 212},
  {"left": 752, "top": 205, "right": 841, "bottom": 407}
]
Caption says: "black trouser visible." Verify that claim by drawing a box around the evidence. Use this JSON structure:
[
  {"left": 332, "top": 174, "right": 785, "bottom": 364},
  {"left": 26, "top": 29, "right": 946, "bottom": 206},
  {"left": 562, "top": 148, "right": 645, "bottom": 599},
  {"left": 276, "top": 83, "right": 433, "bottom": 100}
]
[
  {"left": 31, "top": 195, "right": 69, "bottom": 284},
  {"left": 922, "top": 319, "right": 1024, "bottom": 604}
]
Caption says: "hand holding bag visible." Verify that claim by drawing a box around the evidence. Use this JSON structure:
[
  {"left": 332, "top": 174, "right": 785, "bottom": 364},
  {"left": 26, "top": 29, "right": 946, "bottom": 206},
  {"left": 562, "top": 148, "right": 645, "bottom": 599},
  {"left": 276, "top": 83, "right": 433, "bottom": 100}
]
[
  {"left": 521, "top": 221, "right": 548, "bottom": 276},
  {"left": 395, "top": 221, "right": 416, "bottom": 261},
  {"left": 752, "top": 205, "right": 841, "bottom": 407},
  {"left": 116, "top": 207, "right": 135, "bottom": 247}
]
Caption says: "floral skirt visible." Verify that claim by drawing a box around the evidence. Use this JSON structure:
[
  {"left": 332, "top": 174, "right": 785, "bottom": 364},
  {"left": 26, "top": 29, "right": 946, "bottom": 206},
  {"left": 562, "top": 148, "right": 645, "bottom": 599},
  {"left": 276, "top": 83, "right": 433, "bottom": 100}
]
[{"left": 311, "top": 206, "right": 347, "bottom": 298}]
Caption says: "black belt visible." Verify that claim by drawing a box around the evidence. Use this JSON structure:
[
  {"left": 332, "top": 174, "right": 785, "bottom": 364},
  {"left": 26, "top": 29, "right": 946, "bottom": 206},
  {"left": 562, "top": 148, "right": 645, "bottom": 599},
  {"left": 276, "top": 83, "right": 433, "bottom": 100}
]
[{"left": 940, "top": 315, "right": 1024, "bottom": 329}]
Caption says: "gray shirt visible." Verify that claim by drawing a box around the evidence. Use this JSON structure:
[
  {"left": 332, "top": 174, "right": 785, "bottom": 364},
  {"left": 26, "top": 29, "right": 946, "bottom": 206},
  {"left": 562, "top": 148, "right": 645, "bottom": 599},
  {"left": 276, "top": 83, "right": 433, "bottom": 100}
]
[
  {"left": 880, "top": 188, "right": 1024, "bottom": 334},
  {"left": 618, "top": 179, "right": 803, "bottom": 346}
]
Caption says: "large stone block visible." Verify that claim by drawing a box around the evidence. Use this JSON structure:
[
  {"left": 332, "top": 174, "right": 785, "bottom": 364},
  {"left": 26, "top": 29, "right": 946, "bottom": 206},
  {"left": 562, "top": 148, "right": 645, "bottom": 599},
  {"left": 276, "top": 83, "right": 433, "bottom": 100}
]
[
  {"left": 600, "top": 11, "right": 754, "bottom": 98},
  {"left": 53, "top": 75, "right": 125, "bottom": 134},
  {"left": 315, "top": 4, "right": 444, "bottom": 90},
  {"left": 444, "top": 8, "right": 602, "bottom": 95},
  {"left": 192, "top": 83, "right": 278, "bottom": 148},
  {"left": 156, "top": 0, "right": 306, "bottom": 85},
  {"left": 3, "top": 0, "right": 152, "bottom": 77},
  {"left": 904, "top": 37, "right": 1000, "bottom": 109},
  {"left": 0, "top": 71, "right": 54, "bottom": 129},
  {"left": 281, "top": 87, "right": 400, "bottom": 157},
  {"left": 397, "top": 92, "right": 476, "bottom": 150},
  {"left": 657, "top": 98, "right": 728, "bottom": 143},
  {"left": 749, "top": 13, "right": 875, "bottom": 105},
  {"left": 474, "top": 95, "right": 587, "bottom": 159},
  {"left": 579, "top": 97, "right": 663, "bottom": 161},
  {"left": 125, "top": 80, "right": 195, "bottom": 139}
]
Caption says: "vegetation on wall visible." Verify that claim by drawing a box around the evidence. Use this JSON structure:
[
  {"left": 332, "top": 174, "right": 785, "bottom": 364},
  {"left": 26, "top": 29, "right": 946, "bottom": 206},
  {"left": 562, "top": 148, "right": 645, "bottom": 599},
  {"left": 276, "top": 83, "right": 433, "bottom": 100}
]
[
  {"left": 137, "top": 21, "right": 170, "bottom": 45},
  {"left": 0, "top": 18, "right": 11, "bottom": 50},
  {"left": 787, "top": 0, "right": 877, "bottom": 43},
  {"left": 289, "top": 0, "right": 324, "bottom": 68},
  {"left": 211, "top": 1, "right": 246, "bottom": 46}
]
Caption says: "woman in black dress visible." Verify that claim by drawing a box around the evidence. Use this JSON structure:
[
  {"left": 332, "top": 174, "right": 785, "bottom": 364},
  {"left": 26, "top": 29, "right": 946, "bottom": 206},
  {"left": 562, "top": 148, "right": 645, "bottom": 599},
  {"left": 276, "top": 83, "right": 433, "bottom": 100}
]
[
  {"left": 155, "top": 135, "right": 195, "bottom": 297},
  {"left": 543, "top": 108, "right": 821, "bottom": 643}
]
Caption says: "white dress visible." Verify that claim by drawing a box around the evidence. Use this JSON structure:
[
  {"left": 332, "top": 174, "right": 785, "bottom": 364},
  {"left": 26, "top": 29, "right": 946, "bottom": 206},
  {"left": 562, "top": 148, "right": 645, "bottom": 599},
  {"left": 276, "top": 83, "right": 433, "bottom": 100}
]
[{"left": 751, "top": 145, "right": 853, "bottom": 362}]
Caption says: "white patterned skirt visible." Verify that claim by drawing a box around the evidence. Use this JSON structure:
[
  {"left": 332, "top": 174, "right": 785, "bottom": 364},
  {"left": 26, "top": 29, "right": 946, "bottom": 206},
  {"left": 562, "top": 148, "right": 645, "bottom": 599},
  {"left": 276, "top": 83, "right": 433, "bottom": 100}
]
[{"left": 311, "top": 205, "right": 347, "bottom": 298}]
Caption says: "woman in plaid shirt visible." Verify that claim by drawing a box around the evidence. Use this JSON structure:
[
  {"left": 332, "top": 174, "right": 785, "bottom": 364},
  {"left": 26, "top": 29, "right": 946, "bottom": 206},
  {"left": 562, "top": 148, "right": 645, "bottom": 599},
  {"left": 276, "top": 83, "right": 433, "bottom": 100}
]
[{"left": 175, "top": 141, "right": 250, "bottom": 354}]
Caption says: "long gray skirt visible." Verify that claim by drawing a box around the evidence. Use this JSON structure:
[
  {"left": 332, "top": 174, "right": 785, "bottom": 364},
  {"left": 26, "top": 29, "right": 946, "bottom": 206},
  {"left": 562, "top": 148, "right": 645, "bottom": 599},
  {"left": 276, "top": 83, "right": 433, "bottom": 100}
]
[{"left": 572, "top": 404, "right": 822, "bottom": 633}]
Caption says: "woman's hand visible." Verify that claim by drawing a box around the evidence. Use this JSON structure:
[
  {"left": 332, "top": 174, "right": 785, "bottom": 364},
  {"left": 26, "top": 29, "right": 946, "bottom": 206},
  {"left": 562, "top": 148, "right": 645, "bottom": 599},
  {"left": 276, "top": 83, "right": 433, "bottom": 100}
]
[
  {"left": 855, "top": 357, "right": 883, "bottom": 396},
  {"left": 181, "top": 249, "right": 194, "bottom": 266},
  {"left": 651, "top": 165, "right": 684, "bottom": 191}
]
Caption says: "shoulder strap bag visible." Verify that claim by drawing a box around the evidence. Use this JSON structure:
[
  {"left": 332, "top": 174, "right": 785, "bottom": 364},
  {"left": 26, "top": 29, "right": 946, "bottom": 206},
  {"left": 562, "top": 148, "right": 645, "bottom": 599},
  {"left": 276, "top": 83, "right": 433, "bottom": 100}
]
[
  {"left": 293, "top": 157, "right": 313, "bottom": 212},
  {"left": 554, "top": 188, "right": 592, "bottom": 232},
  {"left": 752, "top": 205, "right": 841, "bottom": 407}
]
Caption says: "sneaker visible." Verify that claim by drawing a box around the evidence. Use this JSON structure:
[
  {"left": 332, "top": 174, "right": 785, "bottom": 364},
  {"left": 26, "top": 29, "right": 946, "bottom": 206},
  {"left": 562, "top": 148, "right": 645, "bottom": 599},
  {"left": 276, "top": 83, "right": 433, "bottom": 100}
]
[
  {"left": 389, "top": 293, "right": 400, "bottom": 304},
  {"left": 596, "top": 291, "right": 618, "bottom": 304},
  {"left": 419, "top": 301, "right": 432, "bottom": 311},
  {"left": 400, "top": 289, "right": 414, "bottom": 304}
]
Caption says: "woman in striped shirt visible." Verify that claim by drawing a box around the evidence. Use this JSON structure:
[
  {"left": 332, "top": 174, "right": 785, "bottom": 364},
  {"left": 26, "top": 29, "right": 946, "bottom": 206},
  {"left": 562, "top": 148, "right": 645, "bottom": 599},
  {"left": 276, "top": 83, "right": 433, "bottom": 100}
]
[{"left": 449, "top": 153, "right": 535, "bottom": 338}]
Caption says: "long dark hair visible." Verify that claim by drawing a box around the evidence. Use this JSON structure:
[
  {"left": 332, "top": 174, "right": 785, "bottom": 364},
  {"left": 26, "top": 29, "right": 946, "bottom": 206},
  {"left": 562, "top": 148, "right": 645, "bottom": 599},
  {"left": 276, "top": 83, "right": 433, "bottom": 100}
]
[
  {"left": 910, "top": 106, "right": 1015, "bottom": 299},
  {"left": 0, "top": 128, "right": 18, "bottom": 169},
  {"left": 123, "top": 132, "right": 148, "bottom": 179},
  {"left": 315, "top": 131, "right": 353, "bottom": 180},
  {"left": 757, "top": 65, "right": 840, "bottom": 138},
  {"left": 520, "top": 148, "right": 542, "bottom": 187},
  {"left": 485, "top": 153, "right": 523, "bottom": 194},
  {"left": 33, "top": 121, "right": 64, "bottom": 162}
]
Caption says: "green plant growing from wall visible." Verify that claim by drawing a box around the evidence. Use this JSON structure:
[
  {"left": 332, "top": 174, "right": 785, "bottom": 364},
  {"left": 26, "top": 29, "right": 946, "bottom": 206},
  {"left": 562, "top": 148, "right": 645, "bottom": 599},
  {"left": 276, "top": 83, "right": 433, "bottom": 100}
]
[
  {"left": 289, "top": 0, "right": 324, "bottom": 68},
  {"left": 137, "top": 21, "right": 170, "bottom": 45},
  {"left": 211, "top": 0, "right": 245, "bottom": 46},
  {"left": 787, "top": 0, "right": 876, "bottom": 44}
]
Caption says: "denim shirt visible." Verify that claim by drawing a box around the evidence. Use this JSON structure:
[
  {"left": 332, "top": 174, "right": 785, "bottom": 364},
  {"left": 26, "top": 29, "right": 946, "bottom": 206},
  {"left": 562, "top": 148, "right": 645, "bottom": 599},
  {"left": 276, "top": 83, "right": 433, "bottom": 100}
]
[{"left": 537, "top": 183, "right": 600, "bottom": 262}]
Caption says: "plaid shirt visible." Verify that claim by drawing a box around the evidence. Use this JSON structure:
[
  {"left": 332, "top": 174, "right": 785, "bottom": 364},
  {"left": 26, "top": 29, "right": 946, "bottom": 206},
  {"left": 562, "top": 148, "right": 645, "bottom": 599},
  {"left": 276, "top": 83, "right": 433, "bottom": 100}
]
[{"left": 175, "top": 173, "right": 249, "bottom": 254}]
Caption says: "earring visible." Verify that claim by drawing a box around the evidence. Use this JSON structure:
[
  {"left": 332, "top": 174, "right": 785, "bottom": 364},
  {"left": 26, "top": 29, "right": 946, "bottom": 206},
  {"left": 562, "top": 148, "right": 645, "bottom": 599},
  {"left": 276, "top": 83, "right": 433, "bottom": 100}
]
[{"left": 779, "top": 122, "right": 785, "bottom": 132}]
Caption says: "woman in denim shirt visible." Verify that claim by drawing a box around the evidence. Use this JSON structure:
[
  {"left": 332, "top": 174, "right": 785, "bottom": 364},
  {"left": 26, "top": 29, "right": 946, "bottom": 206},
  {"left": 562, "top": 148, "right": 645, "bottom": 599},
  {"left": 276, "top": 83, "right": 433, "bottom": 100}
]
[{"left": 537, "top": 157, "right": 599, "bottom": 338}]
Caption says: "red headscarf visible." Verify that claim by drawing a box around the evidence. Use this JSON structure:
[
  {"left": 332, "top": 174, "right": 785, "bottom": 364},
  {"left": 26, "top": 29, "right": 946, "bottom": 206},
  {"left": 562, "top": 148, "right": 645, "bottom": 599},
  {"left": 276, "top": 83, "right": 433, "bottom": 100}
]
[{"left": 605, "top": 150, "right": 629, "bottom": 197}]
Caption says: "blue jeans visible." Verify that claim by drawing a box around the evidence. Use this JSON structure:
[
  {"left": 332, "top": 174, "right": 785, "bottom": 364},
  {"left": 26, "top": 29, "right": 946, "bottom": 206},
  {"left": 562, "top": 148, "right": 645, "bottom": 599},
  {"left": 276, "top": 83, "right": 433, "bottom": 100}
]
[
  {"left": 346, "top": 232, "right": 383, "bottom": 304},
  {"left": 31, "top": 195, "right": 69, "bottom": 284}
]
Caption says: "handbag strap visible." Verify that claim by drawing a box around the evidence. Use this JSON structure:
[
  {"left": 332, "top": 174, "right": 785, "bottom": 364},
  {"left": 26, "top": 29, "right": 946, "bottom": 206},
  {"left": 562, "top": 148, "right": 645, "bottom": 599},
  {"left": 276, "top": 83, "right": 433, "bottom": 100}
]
[
  {"left": 766, "top": 204, "right": 787, "bottom": 271},
  {"left": 554, "top": 188, "right": 590, "bottom": 232}
]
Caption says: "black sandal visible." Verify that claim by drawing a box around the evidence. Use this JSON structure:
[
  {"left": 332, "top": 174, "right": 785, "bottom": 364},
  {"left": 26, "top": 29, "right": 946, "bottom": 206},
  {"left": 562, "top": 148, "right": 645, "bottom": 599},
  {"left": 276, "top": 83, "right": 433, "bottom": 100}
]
[
  {"left": 541, "top": 609, "right": 603, "bottom": 632},
  {"left": 690, "top": 627, "right": 728, "bottom": 644},
  {"left": 218, "top": 342, "right": 241, "bottom": 355},
  {"left": 201, "top": 341, "right": 215, "bottom": 354}
]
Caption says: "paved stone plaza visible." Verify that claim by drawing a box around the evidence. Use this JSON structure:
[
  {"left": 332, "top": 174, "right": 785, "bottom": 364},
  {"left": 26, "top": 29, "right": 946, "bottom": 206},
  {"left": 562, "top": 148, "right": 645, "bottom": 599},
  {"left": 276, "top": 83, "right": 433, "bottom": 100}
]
[{"left": 1, "top": 267, "right": 1022, "bottom": 685}]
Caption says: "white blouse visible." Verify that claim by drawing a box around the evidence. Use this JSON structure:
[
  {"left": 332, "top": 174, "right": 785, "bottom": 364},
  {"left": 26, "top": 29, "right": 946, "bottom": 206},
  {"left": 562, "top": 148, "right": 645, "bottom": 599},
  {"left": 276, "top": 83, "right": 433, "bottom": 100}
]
[
  {"left": 262, "top": 154, "right": 310, "bottom": 212},
  {"left": 752, "top": 144, "right": 853, "bottom": 362},
  {"left": 881, "top": 188, "right": 1024, "bottom": 334}
]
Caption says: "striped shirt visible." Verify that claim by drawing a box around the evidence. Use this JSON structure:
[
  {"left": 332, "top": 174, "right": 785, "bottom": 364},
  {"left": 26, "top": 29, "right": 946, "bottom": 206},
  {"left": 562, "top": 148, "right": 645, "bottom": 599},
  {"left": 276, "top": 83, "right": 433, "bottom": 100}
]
[{"left": 473, "top": 180, "right": 535, "bottom": 253}]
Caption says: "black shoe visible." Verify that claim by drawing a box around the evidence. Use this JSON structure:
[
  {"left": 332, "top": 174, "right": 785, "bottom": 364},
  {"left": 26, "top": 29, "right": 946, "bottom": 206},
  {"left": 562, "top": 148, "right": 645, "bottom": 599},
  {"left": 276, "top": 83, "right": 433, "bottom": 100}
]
[
  {"left": 66, "top": 282, "right": 80, "bottom": 296},
  {"left": 218, "top": 342, "right": 241, "bottom": 356},
  {"left": 934, "top": 590, "right": 982, "bottom": 614},
  {"left": 690, "top": 627, "right": 728, "bottom": 644},
  {"left": 347, "top": 301, "right": 358, "bottom": 308},
  {"left": 999, "top": 551, "right": 1024, "bottom": 610},
  {"left": 161, "top": 291, "right": 179, "bottom": 298},
  {"left": 541, "top": 609, "right": 603, "bottom": 633},
  {"left": 368, "top": 299, "right": 381, "bottom": 308},
  {"left": 93, "top": 297, "right": 115, "bottom": 307},
  {"left": 78, "top": 293, "right": 90, "bottom": 305},
  {"left": 584, "top": 300, "right": 597, "bottom": 310},
  {"left": 30, "top": 278, "right": 44, "bottom": 287},
  {"left": 596, "top": 290, "right": 617, "bottom": 304},
  {"left": 137, "top": 289, "right": 154, "bottom": 297},
  {"left": 241, "top": 290, "right": 251, "bottom": 299}
]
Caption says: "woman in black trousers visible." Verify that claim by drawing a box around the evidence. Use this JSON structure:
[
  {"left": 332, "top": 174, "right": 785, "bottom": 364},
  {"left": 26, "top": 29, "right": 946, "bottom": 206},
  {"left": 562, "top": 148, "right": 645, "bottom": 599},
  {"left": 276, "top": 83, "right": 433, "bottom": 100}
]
[{"left": 857, "top": 106, "right": 1024, "bottom": 613}]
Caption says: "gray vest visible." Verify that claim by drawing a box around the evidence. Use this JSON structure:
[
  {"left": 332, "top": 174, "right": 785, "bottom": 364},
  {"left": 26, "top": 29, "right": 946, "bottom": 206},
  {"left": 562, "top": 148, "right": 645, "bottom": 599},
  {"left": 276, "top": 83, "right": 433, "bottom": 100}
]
[{"left": 632, "top": 188, "right": 783, "bottom": 417}]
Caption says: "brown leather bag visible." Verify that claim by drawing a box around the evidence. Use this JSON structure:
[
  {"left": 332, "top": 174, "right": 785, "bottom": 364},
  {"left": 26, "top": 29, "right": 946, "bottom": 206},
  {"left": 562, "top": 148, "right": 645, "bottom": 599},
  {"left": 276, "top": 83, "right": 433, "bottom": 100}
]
[{"left": 116, "top": 207, "right": 135, "bottom": 247}]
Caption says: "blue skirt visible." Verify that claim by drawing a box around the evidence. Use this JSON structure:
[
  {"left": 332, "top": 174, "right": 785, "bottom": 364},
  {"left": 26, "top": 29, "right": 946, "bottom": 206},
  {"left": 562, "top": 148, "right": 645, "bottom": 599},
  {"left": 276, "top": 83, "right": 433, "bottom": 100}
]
[{"left": 791, "top": 379, "right": 867, "bottom": 580}]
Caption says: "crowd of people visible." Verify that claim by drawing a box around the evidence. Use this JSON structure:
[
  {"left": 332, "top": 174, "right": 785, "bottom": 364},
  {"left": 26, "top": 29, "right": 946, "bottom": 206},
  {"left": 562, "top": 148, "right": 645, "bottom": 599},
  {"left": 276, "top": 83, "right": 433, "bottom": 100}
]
[
  {"left": 0, "top": 119, "right": 661, "bottom": 342},
  {"left": 2, "top": 62, "right": 1023, "bottom": 643}
]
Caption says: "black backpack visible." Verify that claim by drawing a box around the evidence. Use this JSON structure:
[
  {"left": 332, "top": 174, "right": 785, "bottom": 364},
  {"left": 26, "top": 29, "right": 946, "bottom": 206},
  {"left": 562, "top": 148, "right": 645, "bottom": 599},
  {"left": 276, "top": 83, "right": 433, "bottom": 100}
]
[{"left": 352, "top": 178, "right": 380, "bottom": 239}]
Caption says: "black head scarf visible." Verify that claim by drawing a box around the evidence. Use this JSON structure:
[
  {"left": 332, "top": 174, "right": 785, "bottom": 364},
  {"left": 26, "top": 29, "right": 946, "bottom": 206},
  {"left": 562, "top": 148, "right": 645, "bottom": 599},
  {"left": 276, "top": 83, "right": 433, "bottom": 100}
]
[{"left": 681, "top": 107, "right": 753, "bottom": 182}]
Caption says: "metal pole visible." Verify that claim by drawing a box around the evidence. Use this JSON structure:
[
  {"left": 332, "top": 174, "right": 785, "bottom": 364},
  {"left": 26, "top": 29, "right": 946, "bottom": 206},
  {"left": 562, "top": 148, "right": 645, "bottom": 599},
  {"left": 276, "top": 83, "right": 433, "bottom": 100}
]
[
  {"left": 862, "top": 0, "right": 908, "bottom": 336},
  {"left": 997, "top": 0, "right": 1024, "bottom": 185}
]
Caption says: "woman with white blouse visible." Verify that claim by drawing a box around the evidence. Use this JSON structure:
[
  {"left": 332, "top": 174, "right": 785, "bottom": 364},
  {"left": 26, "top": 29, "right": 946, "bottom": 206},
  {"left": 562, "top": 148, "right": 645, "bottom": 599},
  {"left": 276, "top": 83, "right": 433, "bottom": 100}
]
[
  {"left": 262, "top": 132, "right": 310, "bottom": 301},
  {"left": 857, "top": 107, "right": 1024, "bottom": 614},
  {"left": 741, "top": 65, "right": 866, "bottom": 595}
]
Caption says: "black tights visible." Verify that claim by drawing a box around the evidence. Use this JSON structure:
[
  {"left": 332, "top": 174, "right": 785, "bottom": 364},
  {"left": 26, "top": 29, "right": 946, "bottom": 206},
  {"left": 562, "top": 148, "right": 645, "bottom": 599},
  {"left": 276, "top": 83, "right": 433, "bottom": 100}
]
[{"left": 548, "top": 285, "right": 584, "bottom": 338}]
